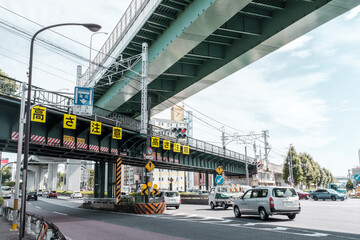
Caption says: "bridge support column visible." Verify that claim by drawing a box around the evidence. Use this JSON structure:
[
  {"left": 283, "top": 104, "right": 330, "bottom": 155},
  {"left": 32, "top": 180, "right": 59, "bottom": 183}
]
[
  {"left": 107, "top": 160, "right": 114, "bottom": 198},
  {"left": 206, "top": 173, "right": 209, "bottom": 191},
  {"left": 94, "top": 162, "right": 99, "bottom": 198},
  {"left": 65, "top": 159, "right": 81, "bottom": 192},
  {"left": 47, "top": 164, "right": 58, "bottom": 191},
  {"left": 99, "top": 161, "right": 105, "bottom": 198}
]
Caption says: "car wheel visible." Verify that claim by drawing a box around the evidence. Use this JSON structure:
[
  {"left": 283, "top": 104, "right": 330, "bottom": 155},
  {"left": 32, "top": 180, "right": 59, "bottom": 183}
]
[
  {"left": 305, "top": 196, "right": 309, "bottom": 200},
  {"left": 341, "top": 197, "right": 345, "bottom": 201},
  {"left": 331, "top": 196, "right": 336, "bottom": 201},
  {"left": 234, "top": 206, "right": 241, "bottom": 218},
  {"left": 288, "top": 214, "right": 296, "bottom": 220},
  {"left": 259, "top": 208, "right": 269, "bottom": 221},
  {"left": 313, "top": 196, "right": 318, "bottom": 201},
  {"left": 210, "top": 202, "right": 215, "bottom": 210},
  {"left": 222, "top": 202, "right": 227, "bottom": 210},
  {"left": 175, "top": 206, "right": 179, "bottom": 209}
]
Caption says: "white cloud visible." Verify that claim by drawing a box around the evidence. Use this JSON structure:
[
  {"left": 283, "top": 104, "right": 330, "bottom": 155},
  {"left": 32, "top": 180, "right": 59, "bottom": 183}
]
[
  {"left": 301, "top": 65, "right": 320, "bottom": 70},
  {"left": 291, "top": 50, "right": 311, "bottom": 58},
  {"left": 277, "top": 35, "right": 313, "bottom": 52},
  {"left": 345, "top": 5, "right": 360, "bottom": 20}
]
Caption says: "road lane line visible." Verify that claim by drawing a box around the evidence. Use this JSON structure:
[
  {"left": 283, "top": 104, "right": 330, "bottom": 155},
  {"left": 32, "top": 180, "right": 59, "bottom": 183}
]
[
  {"left": 35, "top": 206, "right": 41, "bottom": 209},
  {"left": 53, "top": 211, "right": 68, "bottom": 216}
]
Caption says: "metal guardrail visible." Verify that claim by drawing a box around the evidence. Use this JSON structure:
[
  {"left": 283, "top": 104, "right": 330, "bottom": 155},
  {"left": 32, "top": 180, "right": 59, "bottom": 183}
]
[
  {"left": 1, "top": 206, "right": 66, "bottom": 240},
  {"left": 82, "top": 0, "right": 150, "bottom": 87},
  {"left": 0, "top": 74, "right": 255, "bottom": 164}
]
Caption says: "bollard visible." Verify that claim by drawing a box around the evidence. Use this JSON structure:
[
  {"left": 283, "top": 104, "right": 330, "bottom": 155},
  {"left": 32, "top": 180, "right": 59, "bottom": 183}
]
[
  {"left": 7, "top": 210, "right": 13, "bottom": 221},
  {"left": 26, "top": 216, "right": 31, "bottom": 234},
  {"left": 46, "top": 229, "right": 53, "bottom": 240},
  {"left": 11, "top": 209, "right": 18, "bottom": 231},
  {"left": 35, "top": 220, "right": 41, "bottom": 234},
  {"left": 0, "top": 206, "right": 3, "bottom": 216}
]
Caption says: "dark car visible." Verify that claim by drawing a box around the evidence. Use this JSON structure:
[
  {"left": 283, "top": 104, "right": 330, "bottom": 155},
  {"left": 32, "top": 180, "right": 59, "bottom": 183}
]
[
  {"left": 311, "top": 189, "right": 347, "bottom": 201},
  {"left": 47, "top": 191, "right": 58, "bottom": 198},
  {"left": 295, "top": 189, "right": 310, "bottom": 200},
  {"left": 27, "top": 191, "right": 38, "bottom": 201}
]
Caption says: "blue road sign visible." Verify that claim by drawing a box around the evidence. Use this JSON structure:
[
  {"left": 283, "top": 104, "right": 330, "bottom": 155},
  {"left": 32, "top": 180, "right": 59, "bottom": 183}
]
[
  {"left": 354, "top": 174, "right": 360, "bottom": 181},
  {"left": 215, "top": 175, "right": 224, "bottom": 185},
  {"left": 74, "top": 87, "right": 93, "bottom": 106}
]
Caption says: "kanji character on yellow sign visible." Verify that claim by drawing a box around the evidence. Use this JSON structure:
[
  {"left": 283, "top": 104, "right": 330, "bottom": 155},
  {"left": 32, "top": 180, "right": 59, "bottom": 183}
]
[
  {"left": 112, "top": 127, "right": 122, "bottom": 139},
  {"left": 31, "top": 106, "right": 46, "bottom": 123},
  {"left": 163, "top": 140, "right": 171, "bottom": 150},
  {"left": 173, "top": 143, "right": 181, "bottom": 153},
  {"left": 63, "top": 114, "right": 76, "bottom": 129},
  {"left": 183, "top": 145, "right": 190, "bottom": 155},
  {"left": 90, "top": 121, "right": 101, "bottom": 135},
  {"left": 151, "top": 137, "right": 160, "bottom": 148}
]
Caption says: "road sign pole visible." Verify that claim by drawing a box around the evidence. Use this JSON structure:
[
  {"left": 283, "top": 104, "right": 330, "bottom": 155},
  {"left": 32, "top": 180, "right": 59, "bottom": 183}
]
[{"left": 245, "top": 146, "right": 249, "bottom": 186}]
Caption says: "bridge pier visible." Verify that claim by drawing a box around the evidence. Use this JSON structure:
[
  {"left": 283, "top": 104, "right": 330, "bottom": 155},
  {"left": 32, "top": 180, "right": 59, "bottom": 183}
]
[
  {"left": 94, "top": 161, "right": 106, "bottom": 198},
  {"left": 107, "top": 160, "right": 114, "bottom": 198}
]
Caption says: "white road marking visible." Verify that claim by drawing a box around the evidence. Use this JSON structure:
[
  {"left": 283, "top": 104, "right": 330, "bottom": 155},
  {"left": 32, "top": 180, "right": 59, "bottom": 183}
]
[
  {"left": 243, "top": 223, "right": 257, "bottom": 226},
  {"left": 35, "top": 206, "right": 41, "bottom": 209},
  {"left": 53, "top": 211, "right": 67, "bottom": 216}
]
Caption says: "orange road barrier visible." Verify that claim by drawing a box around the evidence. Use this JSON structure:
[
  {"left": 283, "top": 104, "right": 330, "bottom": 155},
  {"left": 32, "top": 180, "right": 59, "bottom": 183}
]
[
  {"left": 37, "top": 222, "right": 48, "bottom": 240},
  {"left": 135, "top": 203, "right": 166, "bottom": 214}
]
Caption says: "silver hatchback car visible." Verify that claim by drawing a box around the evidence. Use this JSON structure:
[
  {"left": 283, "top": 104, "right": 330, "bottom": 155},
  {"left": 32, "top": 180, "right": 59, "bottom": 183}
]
[{"left": 233, "top": 186, "right": 300, "bottom": 220}]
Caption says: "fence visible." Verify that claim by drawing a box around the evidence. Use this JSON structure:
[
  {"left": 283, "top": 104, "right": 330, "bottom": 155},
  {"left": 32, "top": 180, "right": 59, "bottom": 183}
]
[{"left": 1, "top": 206, "right": 66, "bottom": 240}]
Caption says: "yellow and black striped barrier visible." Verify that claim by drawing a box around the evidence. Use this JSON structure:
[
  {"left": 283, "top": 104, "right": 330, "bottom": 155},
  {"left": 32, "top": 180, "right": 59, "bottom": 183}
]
[
  {"left": 116, "top": 157, "right": 122, "bottom": 204},
  {"left": 135, "top": 203, "right": 166, "bottom": 214}
]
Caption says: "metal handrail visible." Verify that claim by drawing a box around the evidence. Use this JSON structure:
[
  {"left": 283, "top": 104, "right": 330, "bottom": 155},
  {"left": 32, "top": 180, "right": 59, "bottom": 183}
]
[
  {"left": 82, "top": 0, "right": 150, "bottom": 87},
  {"left": 0, "top": 75, "right": 254, "bottom": 163}
]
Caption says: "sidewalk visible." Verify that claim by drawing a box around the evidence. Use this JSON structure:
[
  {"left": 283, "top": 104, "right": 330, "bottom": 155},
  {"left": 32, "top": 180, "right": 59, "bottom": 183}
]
[{"left": 0, "top": 216, "right": 34, "bottom": 240}]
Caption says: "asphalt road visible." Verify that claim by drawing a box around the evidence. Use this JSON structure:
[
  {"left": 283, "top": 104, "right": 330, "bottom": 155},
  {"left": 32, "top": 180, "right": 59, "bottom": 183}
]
[{"left": 6, "top": 197, "right": 360, "bottom": 240}]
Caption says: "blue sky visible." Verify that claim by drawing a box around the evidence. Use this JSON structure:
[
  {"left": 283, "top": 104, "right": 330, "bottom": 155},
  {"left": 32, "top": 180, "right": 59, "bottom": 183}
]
[{"left": 0, "top": 1, "right": 359, "bottom": 176}]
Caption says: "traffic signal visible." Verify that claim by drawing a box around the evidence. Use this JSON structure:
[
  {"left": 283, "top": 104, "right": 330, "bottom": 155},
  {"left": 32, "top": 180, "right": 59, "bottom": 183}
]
[
  {"left": 171, "top": 127, "right": 187, "bottom": 138},
  {"left": 301, "top": 163, "right": 308, "bottom": 167},
  {"left": 257, "top": 161, "right": 261, "bottom": 168}
]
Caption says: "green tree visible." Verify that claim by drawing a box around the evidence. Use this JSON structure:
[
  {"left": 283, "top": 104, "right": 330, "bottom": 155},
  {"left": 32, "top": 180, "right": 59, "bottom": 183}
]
[
  {"left": 346, "top": 179, "right": 354, "bottom": 192},
  {"left": 0, "top": 68, "right": 18, "bottom": 95},
  {"left": 319, "top": 168, "right": 328, "bottom": 187},
  {"left": 299, "top": 153, "right": 314, "bottom": 188},
  {"left": 282, "top": 146, "right": 303, "bottom": 186},
  {"left": 57, "top": 172, "right": 65, "bottom": 189},
  {"left": 1, "top": 166, "right": 11, "bottom": 184},
  {"left": 88, "top": 169, "right": 94, "bottom": 188}
]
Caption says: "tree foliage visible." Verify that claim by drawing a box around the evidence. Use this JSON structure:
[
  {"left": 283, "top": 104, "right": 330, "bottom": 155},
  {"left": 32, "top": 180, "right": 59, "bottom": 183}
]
[
  {"left": 1, "top": 166, "right": 12, "bottom": 184},
  {"left": 0, "top": 68, "right": 18, "bottom": 95},
  {"left": 282, "top": 145, "right": 336, "bottom": 188},
  {"left": 346, "top": 179, "right": 354, "bottom": 192}
]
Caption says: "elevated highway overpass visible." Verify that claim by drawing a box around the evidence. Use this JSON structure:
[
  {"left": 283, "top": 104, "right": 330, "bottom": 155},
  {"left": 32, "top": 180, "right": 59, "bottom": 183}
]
[{"left": 82, "top": 0, "right": 360, "bottom": 118}]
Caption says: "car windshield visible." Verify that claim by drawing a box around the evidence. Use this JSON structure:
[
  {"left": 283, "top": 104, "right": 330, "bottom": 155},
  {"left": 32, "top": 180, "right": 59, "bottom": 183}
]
[
  {"left": 273, "top": 188, "right": 297, "bottom": 198},
  {"left": 218, "top": 187, "right": 229, "bottom": 193},
  {"left": 166, "top": 192, "right": 179, "bottom": 197}
]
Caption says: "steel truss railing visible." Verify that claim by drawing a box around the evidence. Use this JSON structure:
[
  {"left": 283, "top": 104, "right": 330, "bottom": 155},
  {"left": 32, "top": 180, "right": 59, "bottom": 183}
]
[
  {"left": 82, "top": 0, "right": 150, "bottom": 87},
  {"left": 0, "top": 74, "right": 254, "bottom": 164}
]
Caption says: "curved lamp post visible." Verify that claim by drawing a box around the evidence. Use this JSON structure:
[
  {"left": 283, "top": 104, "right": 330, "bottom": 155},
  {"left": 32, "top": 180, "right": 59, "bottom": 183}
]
[{"left": 20, "top": 23, "right": 101, "bottom": 238}]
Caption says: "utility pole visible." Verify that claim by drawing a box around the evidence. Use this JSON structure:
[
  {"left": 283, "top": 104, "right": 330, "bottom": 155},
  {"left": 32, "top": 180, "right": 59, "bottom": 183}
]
[
  {"left": 289, "top": 144, "right": 294, "bottom": 187},
  {"left": 221, "top": 126, "right": 226, "bottom": 150},
  {"left": 262, "top": 130, "right": 270, "bottom": 172},
  {"left": 245, "top": 146, "right": 249, "bottom": 186}
]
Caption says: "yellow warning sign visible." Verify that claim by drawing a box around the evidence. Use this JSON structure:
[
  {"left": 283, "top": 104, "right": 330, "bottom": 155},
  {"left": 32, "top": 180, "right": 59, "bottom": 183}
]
[
  {"left": 63, "top": 114, "right": 76, "bottom": 129},
  {"left": 77, "top": 138, "right": 85, "bottom": 144},
  {"left": 152, "top": 184, "right": 159, "bottom": 195},
  {"left": 31, "top": 106, "right": 46, "bottom": 123},
  {"left": 163, "top": 140, "right": 171, "bottom": 150},
  {"left": 112, "top": 127, "right": 122, "bottom": 139},
  {"left": 216, "top": 166, "right": 223, "bottom": 175},
  {"left": 90, "top": 121, "right": 101, "bottom": 135},
  {"left": 63, "top": 135, "right": 75, "bottom": 142},
  {"left": 151, "top": 137, "right": 160, "bottom": 148},
  {"left": 145, "top": 161, "right": 155, "bottom": 172},
  {"left": 141, "top": 183, "right": 148, "bottom": 195},
  {"left": 183, "top": 145, "right": 190, "bottom": 155},
  {"left": 173, "top": 143, "right": 181, "bottom": 153}
]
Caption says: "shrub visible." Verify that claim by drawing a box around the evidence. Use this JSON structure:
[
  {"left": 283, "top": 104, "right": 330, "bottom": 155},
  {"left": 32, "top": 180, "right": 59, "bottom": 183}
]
[{"left": 0, "top": 196, "right": 4, "bottom": 206}]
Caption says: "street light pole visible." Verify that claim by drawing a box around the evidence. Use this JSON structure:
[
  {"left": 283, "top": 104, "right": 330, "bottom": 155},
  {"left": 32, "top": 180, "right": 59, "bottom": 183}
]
[
  {"left": 20, "top": 22, "right": 101, "bottom": 239},
  {"left": 89, "top": 32, "right": 108, "bottom": 79}
]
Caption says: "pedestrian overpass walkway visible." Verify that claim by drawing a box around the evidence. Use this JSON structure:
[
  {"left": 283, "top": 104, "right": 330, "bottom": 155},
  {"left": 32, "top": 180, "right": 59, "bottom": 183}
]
[
  {"left": 82, "top": 0, "right": 360, "bottom": 118},
  {"left": 0, "top": 75, "right": 255, "bottom": 177}
]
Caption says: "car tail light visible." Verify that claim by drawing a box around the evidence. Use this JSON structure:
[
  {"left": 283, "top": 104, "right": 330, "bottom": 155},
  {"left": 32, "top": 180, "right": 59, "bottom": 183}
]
[
  {"left": 162, "top": 197, "right": 165, "bottom": 203},
  {"left": 270, "top": 197, "right": 274, "bottom": 208},
  {"left": 179, "top": 199, "right": 181, "bottom": 203}
]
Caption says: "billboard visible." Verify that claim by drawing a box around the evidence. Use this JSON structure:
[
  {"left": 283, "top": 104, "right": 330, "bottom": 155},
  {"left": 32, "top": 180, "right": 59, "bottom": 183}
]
[{"left": 1, "top": 159, "right": 9, "bottom": 164}]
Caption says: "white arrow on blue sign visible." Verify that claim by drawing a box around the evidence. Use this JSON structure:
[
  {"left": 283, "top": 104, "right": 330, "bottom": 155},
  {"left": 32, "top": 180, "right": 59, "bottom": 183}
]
[
  {"left": 74, "top": 87, "right": 93, "bottom": 106},
  {"left": 215, "top": 175, "right": 224, "bottom": 185},
  {"left": 354, "top": 174, "right": 360, "bottom": 181}
]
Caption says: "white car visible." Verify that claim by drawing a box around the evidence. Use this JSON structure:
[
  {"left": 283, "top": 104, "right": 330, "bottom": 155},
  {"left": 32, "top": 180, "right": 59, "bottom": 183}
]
[
  {"left": 70, "top": 191, "right": 82, "bottom": 199},
  {"left": 1, "top": 186, "right": 12, "bottom": 198},
  {"left": 157, "top": 191, "right": 181, "bottom": 209},
  {"left": 233, "top": 186, "right": 301, "bottom": 220}
]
